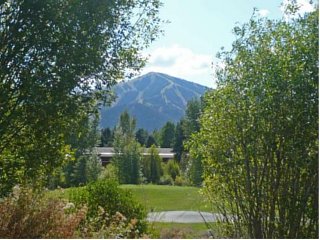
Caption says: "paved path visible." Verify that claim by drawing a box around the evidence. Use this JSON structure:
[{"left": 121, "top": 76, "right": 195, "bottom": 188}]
[{"left": 147, "top": 211, "right": 226, "bottom": 223}]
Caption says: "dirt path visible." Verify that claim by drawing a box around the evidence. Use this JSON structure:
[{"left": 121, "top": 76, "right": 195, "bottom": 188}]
[{"left": 147, "top": 211, "right": 226, "bottom": 223}]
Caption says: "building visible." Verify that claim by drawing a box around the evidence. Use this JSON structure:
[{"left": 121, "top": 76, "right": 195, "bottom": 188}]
[{"left": 95, "top": 147, "right": 175, "bottom": 166}]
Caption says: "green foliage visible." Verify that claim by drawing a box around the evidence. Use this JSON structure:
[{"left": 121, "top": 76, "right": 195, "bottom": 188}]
[
  {"left": 165, "top": 160, "right": 180, "bottom": 181},
  {"left": 141, "top": 145, "right": 163, "bottom": 184},
  {"left": 189, "top": 6, "right": 318, "bottom": 238},
  {"left": 87, "top": 180, "right": 146, "bottom": 220},
  {"left": 0, "top": 0, "right": 162, "bottom": 196},
  {"left": 187, "top": 156, "right": 203, "bottom": 187},
  {"left": 159, "top": 121, "right": 175, "bottom": 147},
  {"left": 146, "top": 135, "right": 158, "bottom": 147},
  {"left": 79, "top": 209, "right": 146, "bottom": 239},
  {"left": 181, "top": 98, "right": 204, "bottom": 185},
  {"left": 159, "top": 174, "right": 174, "bottom": 185},
  {"left": 113, "top": 111, "right": 142, "bottom": 184},
  {"left": 172, "top": 120, "right": 185, "bottom": 161},
  {"left": 182, "top": 98, "right": 202, "bottom": 139},
  {"left": 100, "top": 128, "right": 114, "bottom": 147},
  {"left": 85, "top": 154, "right": 102, "bottom": 183},
  {"left": 135, "top": 128, "right": 149, "bottom": 146},
  {"left": 119, "top": 110, "right": 137, "bottom": 137},
  {"left": 69, "top": 180, "right": 147, "bottom": 236},
  {"left": 99, "top": 163, "right": 118, "bottom": 181},
  {"left": 0, "top": 186, "right": 86, "bottom": 238},
  {"left": 69, "top": 152, "right": 102, "bottom": 188},
  {"left": 174, "top": 175, "right": 189, "bottom": 186},
  {"left": 60, "top": 115, "right": 102, "bottom": 188}
]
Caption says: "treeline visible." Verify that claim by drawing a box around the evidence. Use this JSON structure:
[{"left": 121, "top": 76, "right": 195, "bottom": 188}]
[
  {"left": 99, "top": 98, "right": 205, "bottom": 186},
  {"left": 99, "top": 97, "right": 202, "bottom": 151}
]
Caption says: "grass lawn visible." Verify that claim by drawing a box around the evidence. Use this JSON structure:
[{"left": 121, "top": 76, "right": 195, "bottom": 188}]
[
  {"left": 121, "top": 184, "right": 211, "bottom": 212},
  {"left": 48, "top": 184, "right": 212, "bottom": 213}
]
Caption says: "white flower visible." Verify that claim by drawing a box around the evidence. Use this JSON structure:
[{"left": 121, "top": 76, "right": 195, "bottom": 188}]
[{"left": 63, "top": 202, "right": 75, "bottom": 210}]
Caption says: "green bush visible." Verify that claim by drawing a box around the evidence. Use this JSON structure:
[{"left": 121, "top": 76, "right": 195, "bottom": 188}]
[
  {"left": 159, "top": 174, "right": 174, "bottom": 185},
  {"left": 69, "top": 179, "right": 147, "bottom": 237},
  {"left": 98, "top": 163, "right": 118, "bottom": 181},
  {"left": 87, "top": 180, "right": 146, "bottom": 219},
  {"left": 68, "top": 186, "right": 88, "bottom": 207},
  {"left": 174, "top": 176, "right": 189, "bottom": 186},
  {"left": 165, "top": 160, "right": 180, "bottom": 181}
]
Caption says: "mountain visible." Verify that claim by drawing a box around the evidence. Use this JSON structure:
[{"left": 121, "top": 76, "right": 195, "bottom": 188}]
[{"left": 100, "top": 72, "right": 208, "bottom": 131}]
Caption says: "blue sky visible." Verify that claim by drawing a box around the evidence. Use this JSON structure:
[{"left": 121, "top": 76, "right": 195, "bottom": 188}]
[{"left": 141, "top": 0, "right": 316, "bottom": 88}]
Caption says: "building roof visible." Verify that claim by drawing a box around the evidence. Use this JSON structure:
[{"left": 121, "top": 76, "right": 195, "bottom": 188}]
[{"left": 95, "top": 147, "right": 175, "bottom": 158}]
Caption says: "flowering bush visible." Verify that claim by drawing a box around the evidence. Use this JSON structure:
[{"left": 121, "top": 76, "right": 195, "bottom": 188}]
[{"left": 0, "top": 186, "right": 86, "bottom": 238}]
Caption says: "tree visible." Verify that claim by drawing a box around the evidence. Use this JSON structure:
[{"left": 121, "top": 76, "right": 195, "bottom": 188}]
[
  {"left": 189, "top": 6, "right": 318, "bottom": 238},
  {"left": 119, "top": 110, "right": 137, "bottom": 138},
  {"left": 182, "top": 98, "right": 202, "bottom": 139},
  {"left": 53, "top": 114, "right": 102, "bottom": 188},
  {"left": 146, "top": 135, "right": 157, "bottom": 147},
  {"left": 172, "top": 120, "right": 185, "bottom": 161},
  {"left": 135, "top": 128, "right": 149, "bottom": 146},
  {"left": 182, "top": 98, "right": 204, "bottom": 185},
  {"left": 113, "top": 111, "right": 141, "bottom": 184},
  {"left": 187, "top": 155, "right": 203, "bottom": 187},
  {"left": 100, "top": 128, "right": 114, "bottom": 147},
  {"left": 0, "top": 0, "right": 162, "bottom": 195},
  {"left": 159, "top": 121, "right": 175, "bottom": 148},
  {"left": 141, "top": 145, "right": 162, "bottom": 183},
  {"left": 165, "top": 160, "right": 180, "bottom": 181}
]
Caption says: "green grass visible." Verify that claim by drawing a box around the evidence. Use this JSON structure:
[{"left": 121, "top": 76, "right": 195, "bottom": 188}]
[
  {"left": 120, "top": 184, "right": 211, "bottom": 212},
  {"left": 45, "top": 186, "right": 85, "bottom": 200},
  {"left": 47, "top": 184, "right": 211, "bottom": 212},
  {"left": 48, "top": 184, "right": 211, "bottom": 212}
]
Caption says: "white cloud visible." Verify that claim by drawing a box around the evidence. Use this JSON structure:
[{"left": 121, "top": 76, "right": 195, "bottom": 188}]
[
  {"left": 258, "top": 9, "right": 270, "bottom": 17},
  {"left": 281, "top": 0, "right": 316, "bottom": 19},
  {"left": 142, "top": 45, "right": 216, "bottom": 88}
]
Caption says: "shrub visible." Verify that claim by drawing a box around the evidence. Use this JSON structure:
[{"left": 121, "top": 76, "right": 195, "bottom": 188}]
[
  {"left": 174, "top": 175, "right": 189, "bottom": 186},
  {"left": 87, "top": 180, "right": 146, "bottom": 220},
  {"left": 0, "top": 186, "right": 86, "bottom": 238},
  {"left": 69, "top": 179, "right": 148, "bottom": 237},
  {"left": 98, "top": 163, "right": 118, "bottom": 181},
  {"left": 160, "top": 227, "right": 190, "bottom": 239},
  {"left": 165, "top": 160, "right": 180, "bottom": 181},
  {"left": 159, "top": 174, "right": 174, "bottom": 185}
]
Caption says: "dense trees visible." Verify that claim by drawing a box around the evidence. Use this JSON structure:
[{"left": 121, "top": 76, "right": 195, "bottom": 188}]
[
  {"left": 113, "top": 111, "right": 141, "bottom": 184},
  {"left": 182, "top": 99, "right": 204, "bottom": 186},
  {"left": 135, "top": 128, "right": 149, "bottom": 146},
  {"left": 141, "top": 145, "right": 162, "bottom": 184},
  {"left": 172, "top": 120, "right": 185, "bottom": 161},
  {"left": 98, "top": 96, "right": 204, "bottom": 186},
  {"left": 0, "top": 0, "right": 161, "bottom": 196},
  {"left": 189, "top": 5, "right": 318, "bottom": 238},
  {"left": 100, "top": 128, "right": 114, "bottom": 147},
  {"left": 159, "top": 121, "right": 176, "bottom": 148}
]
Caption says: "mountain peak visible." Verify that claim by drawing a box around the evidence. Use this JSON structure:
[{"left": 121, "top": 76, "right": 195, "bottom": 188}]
[{"left": 100, "top": 72, "right": 208, "bottom": 131}]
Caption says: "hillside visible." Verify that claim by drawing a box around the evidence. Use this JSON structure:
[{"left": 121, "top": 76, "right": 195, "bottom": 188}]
[{"left": 100, "top": 72, "right": 208, "bottom": 131}]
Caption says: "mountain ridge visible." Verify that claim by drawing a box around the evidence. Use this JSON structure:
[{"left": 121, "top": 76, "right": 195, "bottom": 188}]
[{"left": 100, "top": 72, "right": 208, "bottom": 131}]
